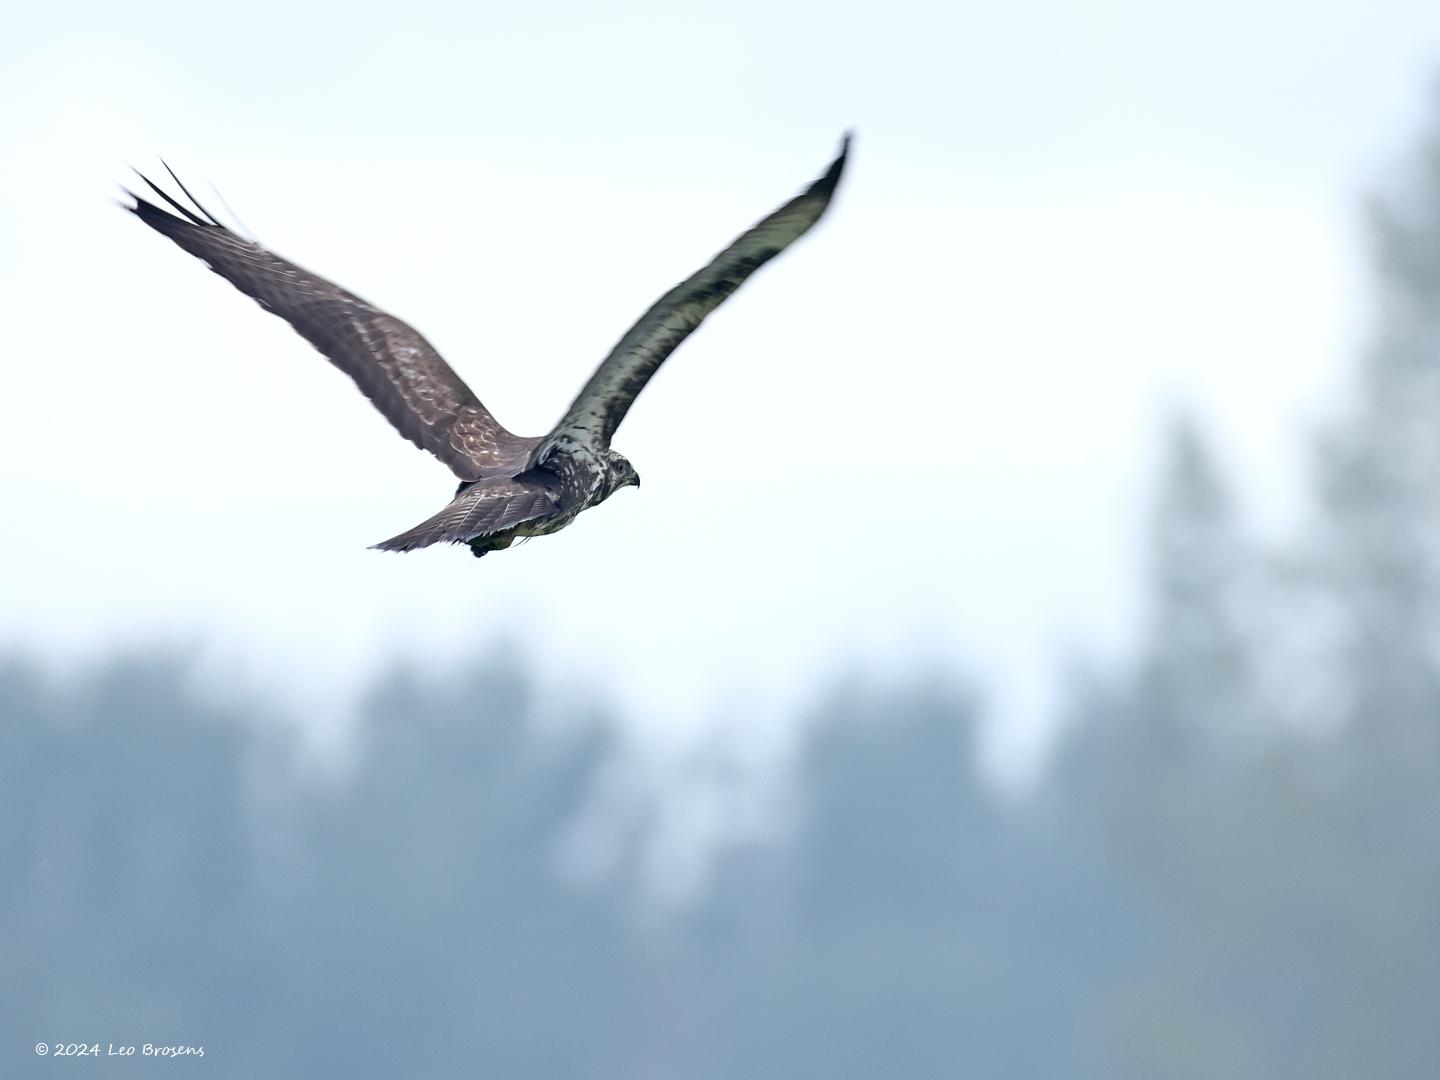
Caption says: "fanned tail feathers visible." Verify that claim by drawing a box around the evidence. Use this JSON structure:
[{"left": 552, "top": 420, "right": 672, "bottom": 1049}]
[{"left": 371, "top": 481, "right": 557, "bottom": 552}]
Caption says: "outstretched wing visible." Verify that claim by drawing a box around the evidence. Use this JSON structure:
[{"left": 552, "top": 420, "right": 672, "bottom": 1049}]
[
  {"left": 125, "top": 168, "right": 538, "bottom": 482},
  {"left": 536, "top": 134, "right": 850, "bottom": 460},
  {"left": 371, "top": 477, "right": 558, "bottom": 552}
]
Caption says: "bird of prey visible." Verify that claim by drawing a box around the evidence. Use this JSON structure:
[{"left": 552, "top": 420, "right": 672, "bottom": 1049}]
[{"left": 126, "top": 135, "right": 849, "bottom": 558}]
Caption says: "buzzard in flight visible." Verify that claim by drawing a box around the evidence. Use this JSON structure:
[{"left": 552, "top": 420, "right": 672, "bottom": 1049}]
[{"left": 126, "top": 136, "right": 849, "bottom": 557}]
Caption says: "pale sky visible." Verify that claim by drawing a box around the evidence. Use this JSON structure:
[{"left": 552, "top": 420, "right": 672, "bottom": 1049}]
[{"left": 4, "top": 0, "right": 1439, "bottom": 783}]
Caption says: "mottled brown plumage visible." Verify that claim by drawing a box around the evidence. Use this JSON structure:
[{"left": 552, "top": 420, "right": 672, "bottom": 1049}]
[{"left": 126, "top": 136, "right": 849, "bottom": 557}]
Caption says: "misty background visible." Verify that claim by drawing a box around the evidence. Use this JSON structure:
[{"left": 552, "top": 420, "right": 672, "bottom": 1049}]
[{"left": 5, "top": 0, "right": 1440, "bottom": 1076}]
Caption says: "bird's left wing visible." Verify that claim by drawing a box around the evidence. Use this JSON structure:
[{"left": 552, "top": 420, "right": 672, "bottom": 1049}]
[
  {"left": 124, "top": 169, "right": 537, "bottom": 482},
  {"left": 535, "top": 134, "right": 850, "bottom": 462}
]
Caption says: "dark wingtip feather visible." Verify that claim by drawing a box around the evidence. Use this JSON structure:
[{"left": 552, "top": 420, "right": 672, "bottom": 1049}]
[
  {"left": 130, "top": 166, "right": 211, "bottom": 228},
  {"left": 810, "top": 130, "right": 852, "bottom": 199},
  {"left": 160, "top": 159, "right": 225, "bottom": 227}
]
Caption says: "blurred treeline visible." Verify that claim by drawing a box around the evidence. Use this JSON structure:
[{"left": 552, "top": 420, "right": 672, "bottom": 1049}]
[{"left": 8, "top": 98, "right": 1440, "bottom": 1080}]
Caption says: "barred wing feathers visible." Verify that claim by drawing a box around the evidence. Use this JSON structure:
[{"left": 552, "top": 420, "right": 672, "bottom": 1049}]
[
  {"left": 125, "top": 172, "right": 536, "bottom": 482},
  {"left": 539, "top": 134, "right": 850, "bottom": 458}
]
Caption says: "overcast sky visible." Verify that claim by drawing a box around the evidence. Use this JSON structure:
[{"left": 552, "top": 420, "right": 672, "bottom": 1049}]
[{"left": 4, "top": 0, "right": 1440, "bottom": 780}]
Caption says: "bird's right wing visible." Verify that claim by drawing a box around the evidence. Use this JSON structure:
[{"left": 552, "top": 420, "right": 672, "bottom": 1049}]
[
  {"left": 535, "top": 134, "right": 849, "bottom": 462},
  {"left": 125, "top": 169, "right": 538, "bottom": 482}
]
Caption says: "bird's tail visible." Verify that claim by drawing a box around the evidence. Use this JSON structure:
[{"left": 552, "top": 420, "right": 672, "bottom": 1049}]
[
  {"left": 370, "top": 508, "right": 466, "bottom": 553},
  {"left": 370, "top": 483, "right": 555, "bottom": 553}
]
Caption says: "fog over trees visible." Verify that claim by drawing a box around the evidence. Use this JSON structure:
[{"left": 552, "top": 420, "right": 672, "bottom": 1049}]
[{"left": 7, "top": 89, "right": 1440, "bottom": 1080}]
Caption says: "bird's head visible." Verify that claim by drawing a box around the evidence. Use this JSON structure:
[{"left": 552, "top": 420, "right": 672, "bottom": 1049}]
[{"left": 601, "top": 450, "right": 641, "bottom": 499}]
